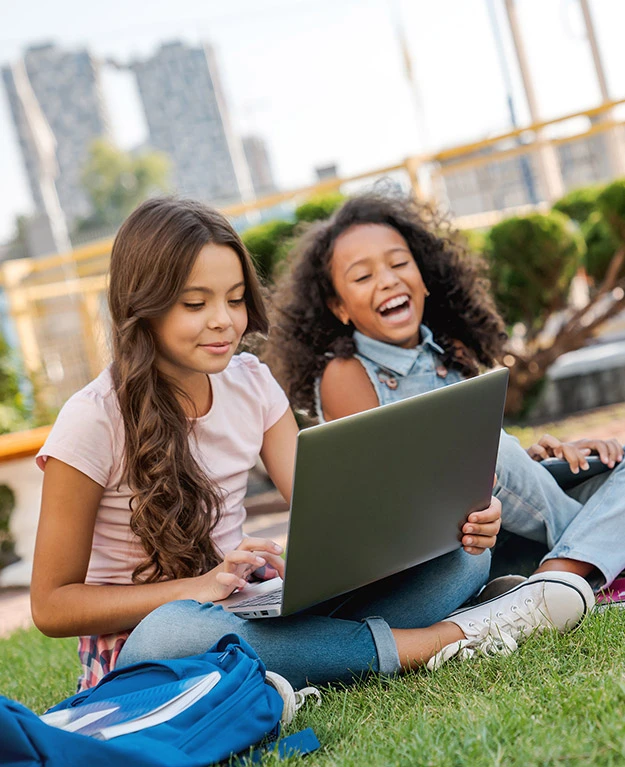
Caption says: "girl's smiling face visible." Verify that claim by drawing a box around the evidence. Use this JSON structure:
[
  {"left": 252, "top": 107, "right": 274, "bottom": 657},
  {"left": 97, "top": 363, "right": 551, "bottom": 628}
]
[
  {"left": 151, "top": 242, "right": 248, "bottom": 387},
  {"left": 328, "top": 223, "right": 428, "bottom": 349}
]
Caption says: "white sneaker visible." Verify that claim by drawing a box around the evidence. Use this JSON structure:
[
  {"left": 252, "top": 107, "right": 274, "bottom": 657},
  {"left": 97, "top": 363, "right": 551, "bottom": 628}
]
[
  {"left": 476, "top": 574, "right": 527, "bottom": 603},
  {"left": 427, "top": 571, "right": 595, "bottom": 671}
]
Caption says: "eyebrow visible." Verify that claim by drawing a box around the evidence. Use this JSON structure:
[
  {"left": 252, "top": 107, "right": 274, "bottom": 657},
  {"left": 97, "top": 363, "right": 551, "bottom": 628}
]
[
  {"left": 344, "top": 247, "right": 410, "bottom": 276},
  {"left": 181, "top": 281, "right": 246, "bottom": 294}
]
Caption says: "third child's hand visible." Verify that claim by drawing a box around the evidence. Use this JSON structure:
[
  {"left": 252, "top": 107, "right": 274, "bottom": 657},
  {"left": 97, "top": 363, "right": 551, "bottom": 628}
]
[
  {"left": 461, "top": 496, "right": 501, "bottom": 555},
  {"left": 527, "top": 434, "right": 624, "bottom": 473}
]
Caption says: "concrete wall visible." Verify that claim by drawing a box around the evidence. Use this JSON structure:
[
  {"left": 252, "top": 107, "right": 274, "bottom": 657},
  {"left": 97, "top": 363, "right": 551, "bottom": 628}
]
[{"left": 529, "top": 341, "right": 625, "bottom": 422}]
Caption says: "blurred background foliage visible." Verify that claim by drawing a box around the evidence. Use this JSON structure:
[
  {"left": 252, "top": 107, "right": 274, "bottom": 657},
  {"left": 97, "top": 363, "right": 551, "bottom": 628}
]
[{"left": 240, "top": 180, "right": 625, "bottom": 417}]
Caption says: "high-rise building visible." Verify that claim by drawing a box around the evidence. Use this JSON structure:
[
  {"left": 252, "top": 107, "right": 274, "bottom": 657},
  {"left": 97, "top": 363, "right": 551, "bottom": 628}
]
[
  {"left": 242, "top": 135, "right": 276, "bottom": 197},
  {"left": 130, "top": 41, "right": 252, "bottom": 204},
  {"left": 2, "top": 43, "right": 110, "bottom": 227}
]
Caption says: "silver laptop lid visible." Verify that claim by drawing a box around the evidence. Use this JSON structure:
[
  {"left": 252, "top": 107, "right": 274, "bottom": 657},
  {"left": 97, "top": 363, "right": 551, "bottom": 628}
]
[{"left": 280, "top": 367, "right": 508, "bottom": 616}]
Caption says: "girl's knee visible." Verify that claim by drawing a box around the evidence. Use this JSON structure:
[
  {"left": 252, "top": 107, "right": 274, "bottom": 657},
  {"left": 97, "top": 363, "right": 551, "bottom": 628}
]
[
  {"left": 118, "top": 599, "right": 214, "bottom": 667},
  {"left": 458, "top": 547, "right": 491, "bottom": 590}
]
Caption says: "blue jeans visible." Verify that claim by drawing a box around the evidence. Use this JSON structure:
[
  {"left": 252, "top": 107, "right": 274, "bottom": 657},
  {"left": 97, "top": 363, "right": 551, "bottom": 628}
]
[
  {"left": 117, "top": 548, "right": 489, "bottom": 689},
  {"left": 495, "top": 431, "right": 625, "bottom": 586}
]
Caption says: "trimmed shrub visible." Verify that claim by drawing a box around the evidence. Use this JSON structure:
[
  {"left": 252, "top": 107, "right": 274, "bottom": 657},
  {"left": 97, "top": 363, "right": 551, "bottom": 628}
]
[
  {"left": 598, "top": 179, "right": 625, "bottom": 244},
  {"left": 458, "top": 228, "right": 487, "bottom": 256},
  {"left": 487, "top": 211, "right": 585, "bottom": 329},
  {"left": 581, "top": 211, "right": 621, "bottom": 283},
  {"left": 295, "top": 193, "right": 345, "bottom": 223},
  {"left": 553, "top": 184, "right": 604, "bottom": 225},
  {"left": 241, "top": 220, "right": 295, "bottom": 280}
]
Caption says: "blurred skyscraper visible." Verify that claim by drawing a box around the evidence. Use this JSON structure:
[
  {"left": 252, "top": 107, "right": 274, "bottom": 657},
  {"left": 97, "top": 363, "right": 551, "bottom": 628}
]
[
  {"left": 242, "top": 135, "right": 276, "bottom": 197},
  {"left": 2, "top": 43, "right": 110, "bottom": 229},
  {"left": 130, "top": 41, "right": 253, "bottom": 205}
]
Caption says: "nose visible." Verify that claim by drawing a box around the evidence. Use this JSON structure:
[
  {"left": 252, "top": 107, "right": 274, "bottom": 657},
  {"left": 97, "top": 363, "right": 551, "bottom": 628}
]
[
  {"left": 206, "top": 302, "right": 233, "bottom": 331},
  {"left": 377, "top": 264, "right": 400, "bottom": 290}
]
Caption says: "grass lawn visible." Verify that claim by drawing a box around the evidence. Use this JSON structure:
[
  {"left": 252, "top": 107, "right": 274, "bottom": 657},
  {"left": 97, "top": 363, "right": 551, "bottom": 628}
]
[
  {"left": 2, "top": 609, "right": 625, "bottom": 766},
  {"left": 2, "top": 402, "right": 625, "bottom": 763}
]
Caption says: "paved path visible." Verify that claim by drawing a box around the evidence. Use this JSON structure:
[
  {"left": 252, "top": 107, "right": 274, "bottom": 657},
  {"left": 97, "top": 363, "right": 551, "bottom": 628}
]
[
  {"left": 0, "top": 588, "right": 32, "bottom": 638},
  {"left": 2, "top": 412, "right": 624, "bottom": 640}
]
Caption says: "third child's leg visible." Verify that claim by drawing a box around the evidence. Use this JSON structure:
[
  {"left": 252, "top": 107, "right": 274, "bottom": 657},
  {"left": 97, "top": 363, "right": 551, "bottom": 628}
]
[
  {"left": 536, "top": 458, "right": 625, "bottom": 586},
  {"left": 495, "top": 431, "right": 596, "bottom": 579}
]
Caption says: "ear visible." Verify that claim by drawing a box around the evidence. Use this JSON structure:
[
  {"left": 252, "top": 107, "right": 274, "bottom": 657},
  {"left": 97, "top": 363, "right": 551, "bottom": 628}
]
[{"left": 327, "top": 296, "right": 350, "bottom": 326}]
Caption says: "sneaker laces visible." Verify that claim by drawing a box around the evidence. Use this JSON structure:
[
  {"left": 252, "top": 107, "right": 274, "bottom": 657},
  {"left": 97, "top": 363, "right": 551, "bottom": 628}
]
[
  {"left": 428, "top": 591, "right": 553, "bottom": 671},
  {"left": 265, "top": 671, "right": 322, "bottom": 724},
  {"left": 478, "top": 593, "right": 552, "bottom": 642},
  {"left": 427, "top": 624, "right": 518, "bottom": 671}
]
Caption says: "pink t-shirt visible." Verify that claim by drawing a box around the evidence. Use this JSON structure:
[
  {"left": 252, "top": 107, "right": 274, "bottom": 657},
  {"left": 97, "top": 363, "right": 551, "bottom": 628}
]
[{"left": 36, "top": 352, "right": 290, "bottom": 587}]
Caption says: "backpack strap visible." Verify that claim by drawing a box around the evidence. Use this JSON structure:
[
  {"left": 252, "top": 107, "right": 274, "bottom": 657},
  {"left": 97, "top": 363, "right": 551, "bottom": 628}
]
[{"left": 243, "top": 728, "right": 321, "bottom": 763}]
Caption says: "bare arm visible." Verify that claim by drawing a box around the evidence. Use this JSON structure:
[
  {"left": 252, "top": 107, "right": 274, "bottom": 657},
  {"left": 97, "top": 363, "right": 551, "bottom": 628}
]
[
  {"left": 31, "top": 458, "right": 284, "bottom": 637},
  {"left": 260, "top": 408, "right": 299, "bottom": 504},
  {"left": 319, "top": 357, "right": 379, "bottom": 421}
]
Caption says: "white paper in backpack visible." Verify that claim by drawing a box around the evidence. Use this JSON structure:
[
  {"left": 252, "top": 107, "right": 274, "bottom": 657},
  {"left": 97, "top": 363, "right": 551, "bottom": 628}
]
[{"left": 41, "top": 671, "right": 221, "bottom": 739}]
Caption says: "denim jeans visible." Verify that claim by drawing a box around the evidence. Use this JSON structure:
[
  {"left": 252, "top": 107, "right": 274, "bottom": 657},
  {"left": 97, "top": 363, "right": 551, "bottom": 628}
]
[
  {"left": 117, "top": 547, "right": 489, "bottom": 688},
  {"left": 495, "top": 430, "right": 625, "bottom": 586}
]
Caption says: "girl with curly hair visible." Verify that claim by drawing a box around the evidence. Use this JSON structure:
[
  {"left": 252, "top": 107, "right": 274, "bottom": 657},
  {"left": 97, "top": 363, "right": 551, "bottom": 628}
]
[
  {"left": 266, "top": 190, "right": 625, "bottom": 599},
  {"left": 31, "top": 197, "right": 593, "bottom": 693}
]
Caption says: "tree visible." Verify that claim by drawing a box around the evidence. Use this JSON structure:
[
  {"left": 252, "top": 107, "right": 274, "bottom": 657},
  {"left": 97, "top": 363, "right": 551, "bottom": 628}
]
[
  {"left": 77, "top": 139, "right": 170, "bottom": 231},
  {"left": 490, "top": 198, "right": 625, "bottom": 416}
]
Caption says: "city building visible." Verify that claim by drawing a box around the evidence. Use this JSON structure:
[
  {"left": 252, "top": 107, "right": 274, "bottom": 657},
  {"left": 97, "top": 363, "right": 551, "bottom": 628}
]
[
  {"left": 2, "top": 43, "right": 110, "bottom": 228},
  {"left": 130, "top": 41, "right": 253, "bottom": 205},
  {"left": 436, "top": 133, "right": 623, "bottom": 221},
  {"left": 242, "top": 135, "right": 276, "bottom": 197}
]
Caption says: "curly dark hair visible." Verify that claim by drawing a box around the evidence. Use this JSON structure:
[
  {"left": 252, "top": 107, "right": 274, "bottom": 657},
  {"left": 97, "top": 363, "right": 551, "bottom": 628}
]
[{"left": 265, "top": 190, "right": 507, "bottom": 416}]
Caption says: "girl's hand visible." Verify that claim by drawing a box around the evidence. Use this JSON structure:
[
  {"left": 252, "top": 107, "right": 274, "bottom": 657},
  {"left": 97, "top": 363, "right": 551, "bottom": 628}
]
[
  {"left": 527, "top": 434, "right": 624, "bottom": 473},
  {"left": 190, "top": 537, "right": 285, "bottom": 603},
  {"left": 461, "top": 495, "right": 501, "bottom": 555}
]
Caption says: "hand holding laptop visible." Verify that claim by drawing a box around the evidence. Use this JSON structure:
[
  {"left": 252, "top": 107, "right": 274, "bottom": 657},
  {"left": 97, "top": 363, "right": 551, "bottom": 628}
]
[{"left": 460, "top": 502, "right": 501, "bottom": 555}]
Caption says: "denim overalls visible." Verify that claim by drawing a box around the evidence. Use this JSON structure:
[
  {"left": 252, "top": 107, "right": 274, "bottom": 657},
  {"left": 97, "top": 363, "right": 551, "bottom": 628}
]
[{"left": 317, "top": 326, "right": 625, "bottom": 587}]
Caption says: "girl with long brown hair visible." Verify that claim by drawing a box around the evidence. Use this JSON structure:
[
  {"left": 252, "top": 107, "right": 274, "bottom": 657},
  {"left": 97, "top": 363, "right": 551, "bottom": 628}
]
[{"left": 31, "top": 197, "right": 591, "bottom": 693}]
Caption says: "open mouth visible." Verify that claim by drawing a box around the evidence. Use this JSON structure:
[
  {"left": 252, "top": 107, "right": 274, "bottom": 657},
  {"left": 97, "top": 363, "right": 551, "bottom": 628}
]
[{"left": 377, "top": 294, "right": 411, "bottom": 319}]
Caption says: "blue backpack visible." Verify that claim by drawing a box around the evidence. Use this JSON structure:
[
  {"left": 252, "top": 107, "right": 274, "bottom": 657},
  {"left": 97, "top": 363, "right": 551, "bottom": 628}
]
[{"left": 0, "top": 633, "right": 319, "bottom": 766}]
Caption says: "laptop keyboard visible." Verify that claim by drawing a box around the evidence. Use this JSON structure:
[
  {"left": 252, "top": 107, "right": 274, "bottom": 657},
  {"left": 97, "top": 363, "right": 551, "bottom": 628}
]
[{"left": 232, "top": 588, "right": 282, "bottom": 608}]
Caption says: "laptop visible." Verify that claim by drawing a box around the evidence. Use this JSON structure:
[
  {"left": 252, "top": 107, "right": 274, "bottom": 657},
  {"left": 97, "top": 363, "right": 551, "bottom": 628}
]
[{"left": 221, "top": 367, "right": 509, "bottom": 619}]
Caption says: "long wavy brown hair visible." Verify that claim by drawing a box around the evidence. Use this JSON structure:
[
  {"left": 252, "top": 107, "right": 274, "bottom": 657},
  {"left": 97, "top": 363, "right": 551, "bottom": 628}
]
[
  {"left": 109, "top": 197, "right": 268, "bottom": 583},
  {"left": 265, "top": 190, "right": 507, "bottom": 416}
]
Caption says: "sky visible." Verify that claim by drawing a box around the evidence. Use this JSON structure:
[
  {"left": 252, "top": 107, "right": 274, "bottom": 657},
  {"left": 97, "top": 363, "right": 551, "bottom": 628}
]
[{"left": 1, "top": 0, "right": 625, "bottom": 243}]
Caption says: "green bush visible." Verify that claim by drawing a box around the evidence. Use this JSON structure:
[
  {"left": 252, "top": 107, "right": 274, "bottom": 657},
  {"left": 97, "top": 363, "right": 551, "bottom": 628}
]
[
  {"left": 294, "top": 192, "right": 345, "bottom": 224},
  {"left": 241, "top": 193, "right": 346, "bottom": 281},
  {"left": 459, "top": 228, "right": 487, "bottom": 256},
  {"left": 581, "top": 211, "right": 621, "bottom": 283},
  {"left": 241, "top": 219, "right": 295, "bottom": 280},
  {"left": 553, "top": 185, "right": 604, "bottom": 225},
  {"left": 0, "top": 484, "right": 16, "bottom": 570},
  {"left": 487, "top": 211, "right": 585, "bottom": 329},
  {"left": 598, "top": 179, "right": 625, "bottom": 244}
]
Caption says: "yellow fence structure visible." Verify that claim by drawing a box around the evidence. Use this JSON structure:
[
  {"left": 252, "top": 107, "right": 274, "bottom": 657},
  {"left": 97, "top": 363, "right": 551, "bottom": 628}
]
[{"left": 2, "top": 99, "right": 625, "bottom": 411}]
